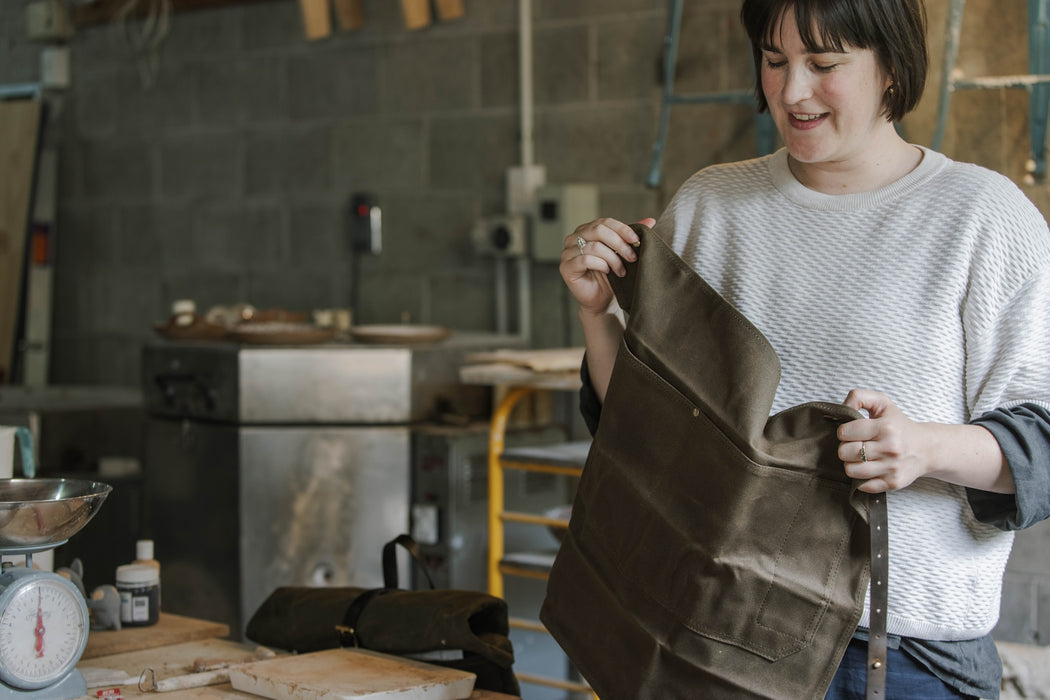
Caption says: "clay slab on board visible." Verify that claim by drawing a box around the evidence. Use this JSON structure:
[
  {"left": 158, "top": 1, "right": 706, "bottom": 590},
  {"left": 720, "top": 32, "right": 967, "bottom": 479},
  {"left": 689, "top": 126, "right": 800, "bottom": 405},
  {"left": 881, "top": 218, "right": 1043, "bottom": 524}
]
[{"left": 227, "top": 648, "right": 475, "bottom": 700}]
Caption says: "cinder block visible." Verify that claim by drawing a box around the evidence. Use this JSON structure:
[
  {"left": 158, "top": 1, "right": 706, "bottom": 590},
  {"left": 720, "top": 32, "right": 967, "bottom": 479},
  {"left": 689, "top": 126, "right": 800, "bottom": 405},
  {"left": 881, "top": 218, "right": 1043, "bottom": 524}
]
[
  {"left": 160, "top": 134, "right": 240, "bottom": 199},
  {"left": 660, "top": 102, "right": 761, "bottom": 189},
  {"left": 1007, "top": 519, "right": 1050, "bottom": 577},
  {"left": 532, "top": 26, "right": 589, "bottom": 105},
  {"left": 429, "top": 114, "right": 517, "bottom": 189},
  {"left": 289, "top": 46, "right": 378, "bottom": 120},
  {"left": 161, "top": 6, "right": 240, "bottom": 56},
  {"left": 428, "top": 270, "right": 497, "bottom": 332},
  {"left": 196, "top": 202, "right": 287, "bottom": 267},
  {"left": 480, "top": 32, "right": 517, "bottom": 109},
  {"left": 243, "top": 1, "right": 305, "bottom": 50},
  {"left": 1037, "top": 580, "right": 1050, "bottom": 645},
  {"left": 534, "top": 105, "right": 654, "bottom": 184},
  {"left": 381, "top": 37, "right": 474, "bottom": 113},
  {"left": 81, "top": 139, "right": 154, "bottom": 200},
  {"left": 113, "top": 64, "right": 196, "bottom": 135},
  {"left": 351, "top": 269, "right": 425, "bottom": 326},
  {"left": 278, "top": 126, "right": 334, "bottom": 193},
  {"left": 244, "top": 270, "right": 339, "bottom": 312},
  {"left": 596, "top": 188, "right": 662, "bottom": 226},
  {"left": 332, "top": 118, "right": 424, "bottom": 189},
  {"left": 146, "top": 204, "right": 201, "bottom": 272},
  {"left": 288, "top": 202, "right": 346, "bottom": 267},
  {"left": 197, "top": 56, "right": 288, "bottom": 127},
  {"left": 101, "top": 269, "right": 164, "bottom": 332},
  {"left": 527, "top": 264, "right": 573, "bottom": 347},
  {"left": 596, "top": 16, "right": 664, "bottom": 100},
  {"left": 372, "top": 192, "right": 476, "bottom": 274},
  {"left": 114, "top": 205, "right": 165, "bottom": 267},
  {"left": 995, "top": 574, "right": 1038, "bottom": 644}
]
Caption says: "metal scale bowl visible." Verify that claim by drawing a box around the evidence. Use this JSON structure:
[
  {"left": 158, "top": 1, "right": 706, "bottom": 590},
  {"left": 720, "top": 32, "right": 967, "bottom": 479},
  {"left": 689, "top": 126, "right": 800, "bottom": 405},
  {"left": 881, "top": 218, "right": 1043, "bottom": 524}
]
[{"left": 0, "top": 478, "right": 111, "bottom": 699}]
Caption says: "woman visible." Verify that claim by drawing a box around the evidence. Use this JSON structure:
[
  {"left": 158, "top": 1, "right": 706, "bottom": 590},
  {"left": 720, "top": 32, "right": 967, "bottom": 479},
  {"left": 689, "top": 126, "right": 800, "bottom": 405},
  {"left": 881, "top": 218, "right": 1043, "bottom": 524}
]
[{"left": 560, "top": 0, "right": 1050, "bottom": 697}]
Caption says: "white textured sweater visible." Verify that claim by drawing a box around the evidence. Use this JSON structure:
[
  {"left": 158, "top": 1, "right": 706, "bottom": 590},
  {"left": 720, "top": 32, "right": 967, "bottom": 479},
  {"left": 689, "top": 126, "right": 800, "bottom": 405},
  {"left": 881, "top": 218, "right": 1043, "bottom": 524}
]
[{"left": 654, "top": 147, "right": 1050, "bottom": 641}]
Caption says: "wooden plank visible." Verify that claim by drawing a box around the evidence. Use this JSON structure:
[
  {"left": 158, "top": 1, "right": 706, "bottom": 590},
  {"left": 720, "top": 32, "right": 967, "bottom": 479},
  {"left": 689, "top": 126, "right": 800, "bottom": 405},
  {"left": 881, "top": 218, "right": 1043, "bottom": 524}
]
[
  {"left": 0, "top": 98, "right": 42, "bottom": 385},
  {"left": 464, "top": 347, "right": 584, "bottom": 373},
  {"left": 80, "top": 638, "right": 268, "bottom": 681},
  {"left": 83, "top": 612, "right": 230, "bottom": 659}
]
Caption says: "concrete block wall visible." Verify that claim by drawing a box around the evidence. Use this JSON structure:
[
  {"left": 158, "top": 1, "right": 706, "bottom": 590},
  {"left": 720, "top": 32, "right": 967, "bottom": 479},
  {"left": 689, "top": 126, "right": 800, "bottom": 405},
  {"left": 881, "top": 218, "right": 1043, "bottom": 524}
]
[{"left": 2, "top": 0, "right": 1049, "bottom": 649}]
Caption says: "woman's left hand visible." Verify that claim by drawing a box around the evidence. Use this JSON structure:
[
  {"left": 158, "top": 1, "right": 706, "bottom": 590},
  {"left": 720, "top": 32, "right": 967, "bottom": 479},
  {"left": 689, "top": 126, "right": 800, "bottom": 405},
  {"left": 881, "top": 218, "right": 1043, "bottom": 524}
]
[{"left": 837, "top": 388, "right": 931, "bottom": 493}]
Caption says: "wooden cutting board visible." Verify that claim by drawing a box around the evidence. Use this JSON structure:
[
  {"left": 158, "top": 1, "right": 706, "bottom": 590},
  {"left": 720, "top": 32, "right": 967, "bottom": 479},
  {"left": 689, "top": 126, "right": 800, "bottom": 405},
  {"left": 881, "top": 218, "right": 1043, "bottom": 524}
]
[
  {"left": 228, "top": 648, "right": 475, "bottom": 700},
  {"left": 83, "top": 613, "right": 230, "bottom": 659}
]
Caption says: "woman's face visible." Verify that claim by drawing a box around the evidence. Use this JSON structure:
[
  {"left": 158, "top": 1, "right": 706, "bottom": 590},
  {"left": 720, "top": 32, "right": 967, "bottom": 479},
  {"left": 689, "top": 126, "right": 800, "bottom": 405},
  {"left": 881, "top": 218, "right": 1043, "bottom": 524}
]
[{"left": 760, "top": 10, "right": 894, "bottom": 173}]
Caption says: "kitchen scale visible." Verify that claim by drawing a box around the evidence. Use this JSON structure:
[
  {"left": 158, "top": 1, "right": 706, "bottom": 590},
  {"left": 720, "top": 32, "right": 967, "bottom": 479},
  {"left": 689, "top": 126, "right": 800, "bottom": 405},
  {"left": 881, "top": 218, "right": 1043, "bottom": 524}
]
[{"left": 0, "top": 478, "right": 112, "bottom": 699}]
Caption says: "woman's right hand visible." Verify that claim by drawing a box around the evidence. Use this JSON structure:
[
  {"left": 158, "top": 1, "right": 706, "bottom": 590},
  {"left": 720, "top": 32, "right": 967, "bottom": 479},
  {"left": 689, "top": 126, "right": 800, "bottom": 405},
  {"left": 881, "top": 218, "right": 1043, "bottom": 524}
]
[{"left": 559, "top": 217, "right": 654, "bottom": 315}]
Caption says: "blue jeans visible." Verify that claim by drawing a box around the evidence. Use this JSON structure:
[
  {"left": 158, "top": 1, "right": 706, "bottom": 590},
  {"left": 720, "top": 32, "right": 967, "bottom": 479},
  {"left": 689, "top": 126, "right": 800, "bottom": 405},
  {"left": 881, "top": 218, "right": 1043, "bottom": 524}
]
[{"left": 825, "top": 638, "right": 977, "bottom": 699}]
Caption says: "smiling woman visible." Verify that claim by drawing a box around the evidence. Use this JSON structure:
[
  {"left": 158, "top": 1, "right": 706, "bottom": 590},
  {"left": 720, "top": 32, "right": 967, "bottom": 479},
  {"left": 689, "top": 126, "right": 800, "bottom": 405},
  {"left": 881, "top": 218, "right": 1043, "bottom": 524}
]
[
  {"left": 744, "top": 0, "right": 925, "bottom": 193},
  {"left": 550, "top": 0, "right": 1050, "bottom": 697}
]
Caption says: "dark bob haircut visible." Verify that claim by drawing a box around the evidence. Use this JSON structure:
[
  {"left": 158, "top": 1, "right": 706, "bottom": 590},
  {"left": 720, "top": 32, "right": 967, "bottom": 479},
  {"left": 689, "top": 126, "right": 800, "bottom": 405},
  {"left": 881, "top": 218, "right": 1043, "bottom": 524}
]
[{"left": 740, "top": 0, "right": 927, "bottom": 122}]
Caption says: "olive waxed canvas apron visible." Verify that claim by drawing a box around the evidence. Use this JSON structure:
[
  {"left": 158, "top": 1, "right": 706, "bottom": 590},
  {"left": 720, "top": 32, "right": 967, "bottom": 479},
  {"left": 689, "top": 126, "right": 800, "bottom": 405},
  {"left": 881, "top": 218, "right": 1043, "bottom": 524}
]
[{"left": 540, "top": 223, "right": 886, "bottom": 699}]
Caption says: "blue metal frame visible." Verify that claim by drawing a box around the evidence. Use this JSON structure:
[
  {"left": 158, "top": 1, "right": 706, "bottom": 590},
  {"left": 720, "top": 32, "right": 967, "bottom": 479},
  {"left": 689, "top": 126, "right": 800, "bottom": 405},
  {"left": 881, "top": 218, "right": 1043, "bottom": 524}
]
[
  {"left": 0, "top": 83, "right": 42, "bottom": 101},
  {"left": 646, "top": 0, "right": 775, "bottom": 188},
  {"left": 932, "top": 0, "right": 1050, "bottom": 179},
  {"left": 1028, "top": 0, "right": 1050, "bottom": 178}
]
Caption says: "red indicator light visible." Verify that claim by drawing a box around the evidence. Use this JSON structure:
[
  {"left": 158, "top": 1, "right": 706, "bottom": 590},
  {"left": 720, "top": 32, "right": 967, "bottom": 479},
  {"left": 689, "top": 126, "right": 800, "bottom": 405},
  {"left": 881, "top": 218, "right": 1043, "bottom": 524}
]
[{"left": 356, "top": 204, "right": 370, "bottom": 217}]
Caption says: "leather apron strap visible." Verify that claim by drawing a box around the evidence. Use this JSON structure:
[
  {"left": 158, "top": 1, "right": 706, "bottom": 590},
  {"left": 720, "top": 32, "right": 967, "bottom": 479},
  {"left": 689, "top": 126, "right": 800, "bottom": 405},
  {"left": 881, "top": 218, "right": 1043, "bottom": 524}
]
[{"left": 867, "top": 493, "right": 889, "bottom": 699}]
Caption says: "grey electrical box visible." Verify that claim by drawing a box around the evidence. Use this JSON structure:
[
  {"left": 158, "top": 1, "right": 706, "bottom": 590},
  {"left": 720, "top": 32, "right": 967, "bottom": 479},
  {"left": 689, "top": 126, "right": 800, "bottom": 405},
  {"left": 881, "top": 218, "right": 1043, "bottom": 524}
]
[
  {"left": 531, "top": 183, "right": 599, "bottom": 262},
  {"left": 472, "top": 214, "right": 527, "bottom": 257}
]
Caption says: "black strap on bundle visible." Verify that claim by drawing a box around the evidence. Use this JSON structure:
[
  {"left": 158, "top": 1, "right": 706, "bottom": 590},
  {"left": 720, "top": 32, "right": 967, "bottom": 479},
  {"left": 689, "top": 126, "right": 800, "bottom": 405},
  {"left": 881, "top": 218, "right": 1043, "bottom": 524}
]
[{"left": 338, "top": 534, "right": 437, "bottom": 648}]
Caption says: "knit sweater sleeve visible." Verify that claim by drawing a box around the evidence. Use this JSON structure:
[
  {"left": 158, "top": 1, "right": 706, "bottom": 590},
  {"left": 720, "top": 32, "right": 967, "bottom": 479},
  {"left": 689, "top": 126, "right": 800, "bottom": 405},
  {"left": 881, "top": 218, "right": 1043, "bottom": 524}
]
[{"left": 958, "top": 173, "right": 1050, "bottom": 418}]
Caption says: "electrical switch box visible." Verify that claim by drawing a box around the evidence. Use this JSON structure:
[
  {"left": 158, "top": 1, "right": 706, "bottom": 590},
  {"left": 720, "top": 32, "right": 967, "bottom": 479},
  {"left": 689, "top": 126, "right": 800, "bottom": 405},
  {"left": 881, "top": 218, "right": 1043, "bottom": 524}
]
[
  {"left": 26, "top": 0, "right": 74, "bottom": 42},
  {"left": 348, "top": 193, "right": 381, "bottom": 254},
  {"left": 472, "top": 214, "right": 526, "bottom": 257},
  {"left": 41, "top": 47, "right": 70, "bottom": 89},
  {"left": 531, "top": 183, "right": 599, "bottom": 262}
]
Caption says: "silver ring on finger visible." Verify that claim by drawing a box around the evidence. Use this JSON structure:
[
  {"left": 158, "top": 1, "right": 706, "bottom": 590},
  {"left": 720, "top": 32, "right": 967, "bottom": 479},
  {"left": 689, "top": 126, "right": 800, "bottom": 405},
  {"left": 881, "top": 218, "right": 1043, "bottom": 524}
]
[{"left": 576, "top": 235, "right": 586, "bottom": 255}]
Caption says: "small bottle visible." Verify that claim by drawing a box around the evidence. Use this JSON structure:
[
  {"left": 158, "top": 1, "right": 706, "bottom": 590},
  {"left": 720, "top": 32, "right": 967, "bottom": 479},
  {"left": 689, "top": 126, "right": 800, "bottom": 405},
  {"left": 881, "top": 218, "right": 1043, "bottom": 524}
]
[
  {"left": 115, "top": 564, "right": 160, "bottom": 627},
  {"left": 133, "top": 539, "right": 161, "bottom": 610}
]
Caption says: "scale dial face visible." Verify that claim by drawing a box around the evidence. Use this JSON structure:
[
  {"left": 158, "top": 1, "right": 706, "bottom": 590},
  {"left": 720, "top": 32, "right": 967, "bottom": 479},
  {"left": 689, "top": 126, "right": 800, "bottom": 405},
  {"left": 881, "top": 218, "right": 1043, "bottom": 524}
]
[{"left": 0, "top": 570, "right": 89, "bottom": 690}]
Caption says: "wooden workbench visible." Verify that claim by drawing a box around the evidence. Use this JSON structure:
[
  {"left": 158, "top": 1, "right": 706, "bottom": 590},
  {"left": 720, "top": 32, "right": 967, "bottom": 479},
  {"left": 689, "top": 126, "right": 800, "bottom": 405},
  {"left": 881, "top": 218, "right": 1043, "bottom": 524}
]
[{"left": 78, "top": 614, "right": 517, "bottom": 700}]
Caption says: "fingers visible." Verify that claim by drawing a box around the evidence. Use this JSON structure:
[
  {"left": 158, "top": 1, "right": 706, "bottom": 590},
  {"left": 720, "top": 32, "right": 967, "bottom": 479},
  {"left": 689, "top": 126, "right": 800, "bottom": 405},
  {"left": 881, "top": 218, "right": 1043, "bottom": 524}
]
[
  {"left": 562, "top": 218, "right": 643, "bottom": 277},
  {"left": 843, "top": 388, "right": 899, "bottom": 419},
  {"left": 838, "top": 389, "right": 905, "bottom": 492}
]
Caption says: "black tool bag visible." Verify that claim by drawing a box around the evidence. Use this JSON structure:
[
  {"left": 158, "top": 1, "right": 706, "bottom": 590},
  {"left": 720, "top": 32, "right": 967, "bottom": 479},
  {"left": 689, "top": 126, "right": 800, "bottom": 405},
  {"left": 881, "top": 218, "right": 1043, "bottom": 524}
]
[{"left": 246, "top": 534, "right": 520, "bottom": 696}]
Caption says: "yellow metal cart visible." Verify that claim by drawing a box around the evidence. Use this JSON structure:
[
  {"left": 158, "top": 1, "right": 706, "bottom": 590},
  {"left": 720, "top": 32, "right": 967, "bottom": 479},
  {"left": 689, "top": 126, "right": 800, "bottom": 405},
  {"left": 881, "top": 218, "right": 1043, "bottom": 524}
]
[{"left": 461, "top": 352, "right": 596, "bottom": 698}]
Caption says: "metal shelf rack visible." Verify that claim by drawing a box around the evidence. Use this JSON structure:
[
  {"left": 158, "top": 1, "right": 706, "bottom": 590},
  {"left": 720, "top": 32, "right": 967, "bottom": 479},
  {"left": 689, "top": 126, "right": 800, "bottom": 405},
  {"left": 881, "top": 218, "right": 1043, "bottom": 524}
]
[{"left": 486, "top": 384, "right": 596, "bottom": 699}]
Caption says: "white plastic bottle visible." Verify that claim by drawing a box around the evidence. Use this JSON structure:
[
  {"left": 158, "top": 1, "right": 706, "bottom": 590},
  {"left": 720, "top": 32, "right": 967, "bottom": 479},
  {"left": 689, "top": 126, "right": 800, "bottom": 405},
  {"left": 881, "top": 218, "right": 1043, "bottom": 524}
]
[{"left": 132, "top": 539, "right": 161, "bottom": 611}]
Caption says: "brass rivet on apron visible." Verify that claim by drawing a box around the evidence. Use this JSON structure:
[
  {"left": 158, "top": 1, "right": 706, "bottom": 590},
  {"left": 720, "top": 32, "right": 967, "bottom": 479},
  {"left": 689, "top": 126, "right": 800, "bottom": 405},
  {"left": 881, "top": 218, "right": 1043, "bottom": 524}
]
[{"left": 692, "top": 408, "right": 700, "bottom": 417}]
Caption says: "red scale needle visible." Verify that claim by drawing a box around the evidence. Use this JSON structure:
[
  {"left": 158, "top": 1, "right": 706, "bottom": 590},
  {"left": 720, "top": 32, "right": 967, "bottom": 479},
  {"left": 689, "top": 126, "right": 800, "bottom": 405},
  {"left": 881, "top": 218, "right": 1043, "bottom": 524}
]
[{"left": 34, "top": 588, "right": 45, "bottom": 658}]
